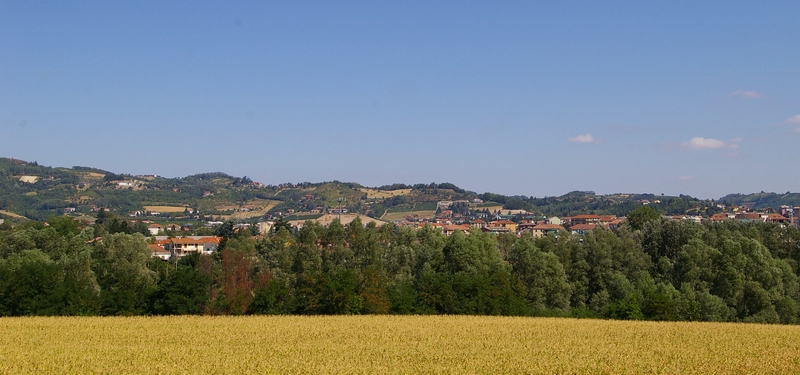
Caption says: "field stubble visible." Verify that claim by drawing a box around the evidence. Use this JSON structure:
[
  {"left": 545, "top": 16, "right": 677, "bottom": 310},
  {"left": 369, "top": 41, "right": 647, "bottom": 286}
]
[{"left": 1, "top": 316, "right": 799, "bottom": 374}]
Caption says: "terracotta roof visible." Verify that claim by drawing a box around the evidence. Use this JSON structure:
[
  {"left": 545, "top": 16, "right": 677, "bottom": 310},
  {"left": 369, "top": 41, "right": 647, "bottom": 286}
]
[
  {"left": 148, "top": 224, "right": 163, "bottom": 228},
  {"left": 766, "top": 213, "right": 789, "bottom": 221},
  {"left": 148, "top": 244, "right": 168, "bottom": 253},
  {"left": 709, "top": 213, "right": 729, "bottom": 221},
  {"left": 572, "top": 214, "right": 601, "bottom": 219},
  {"left": 570, "top": 224, "right": 597, "bottom": 231}
]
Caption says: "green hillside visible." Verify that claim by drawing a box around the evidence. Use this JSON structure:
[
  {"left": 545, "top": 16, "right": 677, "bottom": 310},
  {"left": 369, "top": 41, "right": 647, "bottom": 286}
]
[
  {"left": 0, "top": 157, "right": 760, "bottom": 224},
  {"left": 719, "top": 192, "right": 800, "bottom": 210}
]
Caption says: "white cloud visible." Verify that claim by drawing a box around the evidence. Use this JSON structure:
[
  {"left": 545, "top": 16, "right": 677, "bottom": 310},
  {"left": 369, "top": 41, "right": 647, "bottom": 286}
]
[
  {"left": 785, "top": 115, "right": 800, "bottom": 124},
  {"left": 678, "top": 176, "right": 694, "bottom": 181},
  {"left": 728, "top": 90, "right": 763, "bottom": 99},
  {"left": 681, "top": 137, "right": 727, "bottom": 150},
  {"left": 568, "top": 134, "right": 598, "bottom": 143}
]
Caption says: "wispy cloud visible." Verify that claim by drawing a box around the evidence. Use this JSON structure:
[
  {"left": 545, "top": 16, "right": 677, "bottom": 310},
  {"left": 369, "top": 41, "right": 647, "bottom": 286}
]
[
  {"left": 792, "top": 128, "right": 800, "bottom": 134},
  {"left": 728, "top": 90, "right": 764, "bottom": 99},
  {"left": 568, "top": 133, "right": 598, "bottom": 143},
  {"left": 785, "top": 114, "right": 800, "bottom": 124},
  {"left": 681, "top": 137, "right": 727, "bottom": 150}
]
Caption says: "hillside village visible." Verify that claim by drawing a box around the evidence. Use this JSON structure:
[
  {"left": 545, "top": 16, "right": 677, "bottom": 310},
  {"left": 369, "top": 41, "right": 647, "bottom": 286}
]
[{"left": 140, "top": 198, "right": 799, "bottom": 260}]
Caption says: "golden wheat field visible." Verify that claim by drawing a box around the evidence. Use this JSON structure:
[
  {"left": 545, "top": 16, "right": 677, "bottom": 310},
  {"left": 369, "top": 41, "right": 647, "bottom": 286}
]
[{"left": 1, "top": 316, "right": 799, "bottom": 374}]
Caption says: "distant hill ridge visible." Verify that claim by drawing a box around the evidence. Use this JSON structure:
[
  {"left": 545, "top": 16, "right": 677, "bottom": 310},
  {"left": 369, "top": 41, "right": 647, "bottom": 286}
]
[
  {"left": 0, "top": 157, "right": 793, "bottom": 222},
  {"left": 718, "top": 192, "right": 800, "bottom": 210}
]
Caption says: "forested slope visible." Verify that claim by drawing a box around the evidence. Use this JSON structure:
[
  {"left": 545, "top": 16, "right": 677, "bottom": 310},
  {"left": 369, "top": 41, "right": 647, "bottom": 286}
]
[{"left": 2, "top": 215, "right": 799, "bottom": 324}]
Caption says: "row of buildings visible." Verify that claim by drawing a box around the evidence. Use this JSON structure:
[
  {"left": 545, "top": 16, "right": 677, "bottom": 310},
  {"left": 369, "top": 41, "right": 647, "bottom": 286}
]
[{"left": 408, "top": 214, "right": 625, "bottom": 238}]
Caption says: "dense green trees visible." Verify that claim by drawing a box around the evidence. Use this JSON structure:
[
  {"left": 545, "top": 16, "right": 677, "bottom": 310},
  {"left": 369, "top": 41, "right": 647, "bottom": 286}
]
[{"left": 1, "top": 216, "right": 800, "bottom": 323}]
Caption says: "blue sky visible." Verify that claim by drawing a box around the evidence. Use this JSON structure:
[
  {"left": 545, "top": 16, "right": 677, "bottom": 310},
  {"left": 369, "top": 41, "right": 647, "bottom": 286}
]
[{"left": 2, "top": 1, "right": 799, "bottom": 199}]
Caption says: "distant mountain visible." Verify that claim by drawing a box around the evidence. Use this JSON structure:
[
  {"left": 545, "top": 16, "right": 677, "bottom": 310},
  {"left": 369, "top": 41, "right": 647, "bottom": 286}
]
[{"left": 0, "top": 157, "right": 740, "bottom": 223}]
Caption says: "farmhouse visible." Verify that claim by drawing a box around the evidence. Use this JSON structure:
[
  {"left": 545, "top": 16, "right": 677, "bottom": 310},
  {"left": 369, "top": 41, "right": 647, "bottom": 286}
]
[
  {"left": 488, "top": 219, "right": 517, "bottom": 233},
  {"left": 148, "top": 224, "right": 163, "bottom": 236},
  {"left": 169, "top": 237, "right": 221, "bottom": 257},
  {"left": 148, "top": 244, "right": 171, "bottom": 260}
]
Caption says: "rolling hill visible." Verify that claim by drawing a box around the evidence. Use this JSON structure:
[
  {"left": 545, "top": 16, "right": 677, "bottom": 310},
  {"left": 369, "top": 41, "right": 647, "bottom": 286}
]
[{"left": 1, "top": 157, "right": 789, "bottom": 224}]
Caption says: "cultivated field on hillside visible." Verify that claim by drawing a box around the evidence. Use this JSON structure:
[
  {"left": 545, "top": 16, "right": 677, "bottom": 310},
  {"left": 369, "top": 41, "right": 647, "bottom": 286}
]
[
  {"left": 228, "top": 200, "right": 281, "bottom": 220},
  {"left": 18, "top": 176, "right": 39, "bottom": 184},
  {"left": 77, "top": 171, "right": 106, "bottom": 180},
  {"left": 1, "top": 316, "right": 798, "bottom": 374},
  {"left": 143, "top": 205, "right": 189, "bottom": 213},
  {"left": 0, "top": 210, "right": 27, "bottom": 220},
  {"left": 359, "top": 188, "right": 413, "bottom": 199}
]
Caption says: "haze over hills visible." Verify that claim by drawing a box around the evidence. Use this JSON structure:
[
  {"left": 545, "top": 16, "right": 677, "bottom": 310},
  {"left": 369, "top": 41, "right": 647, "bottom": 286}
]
[{"left": 0, "top": 157, "right": 793, "bottom": 223}]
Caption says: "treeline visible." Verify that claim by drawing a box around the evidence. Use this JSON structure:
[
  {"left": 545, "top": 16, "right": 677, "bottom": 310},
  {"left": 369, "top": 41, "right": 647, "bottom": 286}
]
[{"left": 1, "top": 215, "right": 799, "bottom": 323}]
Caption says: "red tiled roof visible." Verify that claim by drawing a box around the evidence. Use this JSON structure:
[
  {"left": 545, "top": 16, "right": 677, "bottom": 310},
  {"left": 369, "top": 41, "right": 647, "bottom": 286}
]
[
  {"left": 766, "top": 213, "right": 789, "bottom": 221},
  {"left": 148, "top": 244, "right": 168, "bottom": 253}
]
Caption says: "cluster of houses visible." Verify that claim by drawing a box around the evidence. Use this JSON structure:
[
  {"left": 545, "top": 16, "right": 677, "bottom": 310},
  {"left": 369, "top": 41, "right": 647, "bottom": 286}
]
[
  {"left": 705, "top": 211, "right": 793, "bottom": 225},
  {"left": 389, "top": 203, "right": 800, "bottom": 238},
  {"left": 142, "top": 203, "right": 800, "bottom": 259},
  {"left": 396, "top": 213, "right": 625, "bottom": 237}
]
